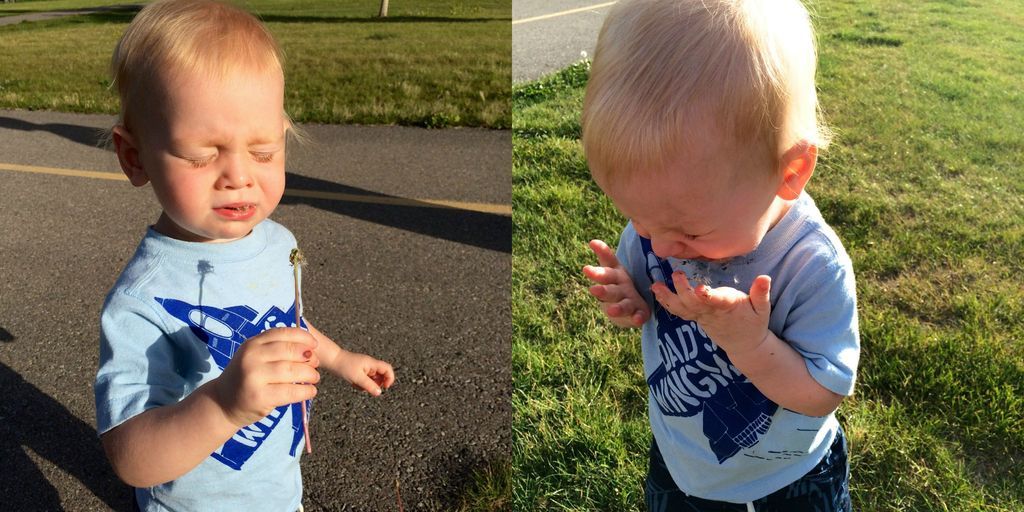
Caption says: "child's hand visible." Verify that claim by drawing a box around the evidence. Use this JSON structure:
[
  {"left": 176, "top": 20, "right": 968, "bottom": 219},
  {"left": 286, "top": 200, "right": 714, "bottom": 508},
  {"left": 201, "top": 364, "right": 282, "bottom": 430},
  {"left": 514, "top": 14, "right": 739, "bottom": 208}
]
[
  {"left": 583, "top": 239, "right": 651, "bottom": 328},
  {"left": 332, "top": 350, "right": 395, "bottom": 397},
  {"left": 651, "top": 271, "right": 773, "bottom": 356},
  {"left": 213, "top": 327, "right": 321, "bottom": 428}
]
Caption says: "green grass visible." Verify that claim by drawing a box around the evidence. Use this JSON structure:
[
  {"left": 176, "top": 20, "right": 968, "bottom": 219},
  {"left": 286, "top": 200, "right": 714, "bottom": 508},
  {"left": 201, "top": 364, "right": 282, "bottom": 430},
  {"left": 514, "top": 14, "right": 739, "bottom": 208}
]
[
  {"left": 512, "top": 0, "right": 1024, "bottom": 510},
  {"left": 455, "top": 459, "right": 512, "bottom": 512},
  {"left": 0, "top": 0, "right": 510, "bottom": 128}
]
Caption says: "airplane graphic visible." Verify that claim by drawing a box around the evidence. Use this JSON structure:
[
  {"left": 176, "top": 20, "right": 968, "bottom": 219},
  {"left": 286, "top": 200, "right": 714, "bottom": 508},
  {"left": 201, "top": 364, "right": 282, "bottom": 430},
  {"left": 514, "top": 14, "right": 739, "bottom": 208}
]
[{"left": 155, "top": 297, "right": 310, "bottom": 470}]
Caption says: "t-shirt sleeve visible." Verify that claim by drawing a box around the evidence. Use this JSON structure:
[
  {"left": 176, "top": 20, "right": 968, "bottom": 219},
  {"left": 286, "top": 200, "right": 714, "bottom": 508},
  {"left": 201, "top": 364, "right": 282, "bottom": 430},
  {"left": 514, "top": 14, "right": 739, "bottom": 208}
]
[
  {"left": 779, "top": 249, "right": 860, "bottom": 397},
  {"left": 95, "top": 292, "right": 192, "bottom": 435}
]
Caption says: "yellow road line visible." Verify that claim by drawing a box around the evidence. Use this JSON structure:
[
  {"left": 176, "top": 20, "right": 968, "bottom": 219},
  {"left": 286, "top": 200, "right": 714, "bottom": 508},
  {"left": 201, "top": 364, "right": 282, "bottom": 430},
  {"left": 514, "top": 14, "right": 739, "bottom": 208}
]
[
  {"left": 1, "top": 162, "right": 128, "bottom": 181},
  {"left": 512, "top": 1, "right": 616, "bottom": 25},
  {"left": 0, "top": 162, "right": 511, "bottom": 216},
  {"left": 284, "top": 189, "right": 511, "bottom": 215}
]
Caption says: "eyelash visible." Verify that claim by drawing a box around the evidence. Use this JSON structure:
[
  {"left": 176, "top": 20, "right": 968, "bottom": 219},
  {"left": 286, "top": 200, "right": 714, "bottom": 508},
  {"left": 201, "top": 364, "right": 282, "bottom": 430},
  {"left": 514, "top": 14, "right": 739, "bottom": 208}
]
[
  {"left": 185, "top": 152, "right": 275, "bottom": 168},
  {"left": 252, "top": 152, "right": 274, "bottom": 164},
  {"left": 186, "top": 157, "right": 213, "bottom": 168}
]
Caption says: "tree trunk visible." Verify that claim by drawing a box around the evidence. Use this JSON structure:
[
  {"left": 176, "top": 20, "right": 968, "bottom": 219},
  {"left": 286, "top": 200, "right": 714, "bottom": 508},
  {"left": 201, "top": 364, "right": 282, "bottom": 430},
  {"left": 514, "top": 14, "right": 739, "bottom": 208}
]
[{"left": 378, "top": 0, "right": 389, "bottom": 17}]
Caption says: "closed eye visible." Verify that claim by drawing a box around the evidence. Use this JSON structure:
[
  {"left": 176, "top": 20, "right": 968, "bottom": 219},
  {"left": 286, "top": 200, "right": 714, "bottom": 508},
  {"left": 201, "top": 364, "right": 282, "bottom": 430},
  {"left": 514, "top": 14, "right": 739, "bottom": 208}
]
[
  {"left": 185, "top": 156, "right": 214, "bottom": 168},
  {"left": 251, "top": 151, "right": 275, "bottom": 163}
]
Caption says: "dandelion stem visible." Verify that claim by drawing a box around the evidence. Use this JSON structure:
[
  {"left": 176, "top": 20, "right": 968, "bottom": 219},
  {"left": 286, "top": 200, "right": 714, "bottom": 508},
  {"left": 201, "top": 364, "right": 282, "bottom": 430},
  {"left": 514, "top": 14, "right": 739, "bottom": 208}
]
[{"left": 289, "top": 248, "right": 312, "bottom": 454}]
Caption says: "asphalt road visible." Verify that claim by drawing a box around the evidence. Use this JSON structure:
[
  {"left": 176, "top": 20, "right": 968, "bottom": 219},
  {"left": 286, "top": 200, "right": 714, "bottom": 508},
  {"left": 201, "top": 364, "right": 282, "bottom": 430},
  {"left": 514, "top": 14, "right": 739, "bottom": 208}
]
[
  {"left": 0, "top": 109, "right": 511, "bottom": 511},
  {"left": 513, "top": 0, "right": 615, "bottom": 83},
  {"left": 0, "top": 4, "right": 141, "bottom": 26}
]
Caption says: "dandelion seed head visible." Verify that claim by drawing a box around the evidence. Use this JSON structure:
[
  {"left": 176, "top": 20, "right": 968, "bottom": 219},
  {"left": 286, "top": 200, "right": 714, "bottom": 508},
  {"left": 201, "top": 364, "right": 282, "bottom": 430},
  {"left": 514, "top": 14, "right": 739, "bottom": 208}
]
[{"left": 289, "top": 248, "right": 306, "bottom": 266}]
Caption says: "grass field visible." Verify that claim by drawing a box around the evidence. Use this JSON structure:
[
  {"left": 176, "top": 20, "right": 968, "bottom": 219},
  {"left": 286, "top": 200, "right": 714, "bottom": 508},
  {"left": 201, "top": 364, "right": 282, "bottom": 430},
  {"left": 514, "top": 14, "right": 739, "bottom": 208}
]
[
  {"left": 512, "top": 1, "right": 1024, "bottom": 510},
  {"left": 0, "top": 0, "right": 510, "bottom": 127}
]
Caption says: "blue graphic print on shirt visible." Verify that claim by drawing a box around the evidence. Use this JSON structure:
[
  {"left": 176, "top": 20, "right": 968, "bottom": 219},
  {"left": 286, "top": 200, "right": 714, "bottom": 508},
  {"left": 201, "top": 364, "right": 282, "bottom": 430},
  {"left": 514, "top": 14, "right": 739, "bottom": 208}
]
[
  {"left": 155, "top": 297, "right": 309, "bottom": 470},
  {"left": 640, "top": 238, "right": 778, "bottom": 463}
]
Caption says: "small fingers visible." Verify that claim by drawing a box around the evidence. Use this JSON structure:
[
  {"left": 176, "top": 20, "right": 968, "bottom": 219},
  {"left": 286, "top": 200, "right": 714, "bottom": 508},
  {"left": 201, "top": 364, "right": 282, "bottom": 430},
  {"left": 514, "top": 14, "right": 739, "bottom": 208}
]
[
  {"left": 266, "top": 360, "right": 321, "bottom": 386},
  {"left": 588, "top": 239, "right": 622, "bottom": 269},
  {"left": 650, "top": 272, "right": 705, "bottom": 317},
  {"left": 350, "top": 373, "right": 384, "bottom": 397},
  {"left": 589, "top": 283, "right": 629, "bottom": 304},
  {"left": 363, "top": 359, "right": 395, "bottom": 391},
  {"left": 696, "top": 282, "right": 752, "bottom": 311},
  {"left": 373, "top": 363, "right": 396, "bottom": 389},
  {"left": 624, "top": 306, "right": 649, "bottom": 327},
  {"left": 602, "top": 297, "right": 645, "bottom": 319},
  {"left": 749, "top": 275, "right": 772, "bottom": 316},
  {"left": 583, "top": 265, "right": 627, "bottom": 286},
  {"left": 670, "top": 271, "right": 706, "bottom": 311},
  {"left": 269, "top": 382, "right": 318, "bottom": 407},
  {"left": 650, "top": 282, "right": 683, "bottom": 316},
  {"left": 247, "top": 327, "right": 318, "bottom": 349},
  {"left": 369, "top": 373, "right": 393, "bottom": 390},
  {"left": 264, "top": 341, "right": 322, "bottom": 367}
]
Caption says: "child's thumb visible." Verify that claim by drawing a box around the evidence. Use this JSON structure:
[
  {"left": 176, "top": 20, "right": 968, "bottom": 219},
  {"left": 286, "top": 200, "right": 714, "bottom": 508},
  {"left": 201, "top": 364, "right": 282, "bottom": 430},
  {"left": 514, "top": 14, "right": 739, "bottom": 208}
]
[
  {"left": 750, "top": 275, "right": 772, "bottom": 316},
  {"left": 352, "top": 374, "right": 384, "bottom": 397}
]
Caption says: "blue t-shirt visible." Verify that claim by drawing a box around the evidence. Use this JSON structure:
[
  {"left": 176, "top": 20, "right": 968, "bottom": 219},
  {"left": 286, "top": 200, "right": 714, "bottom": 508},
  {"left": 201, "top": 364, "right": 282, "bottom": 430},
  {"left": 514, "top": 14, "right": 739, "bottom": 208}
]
[
  {"left": 617, "top": 192, "right": 859, "bottom": 503},
  {"left": 95, "top": 219, "right": 309, "bottom": 511}
]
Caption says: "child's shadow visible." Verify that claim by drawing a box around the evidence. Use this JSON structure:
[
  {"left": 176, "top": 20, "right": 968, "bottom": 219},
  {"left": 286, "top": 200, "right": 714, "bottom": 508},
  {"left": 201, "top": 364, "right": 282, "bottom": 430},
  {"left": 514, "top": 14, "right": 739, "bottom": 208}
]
[
  {"left": 0, "top": 362, "right": 132, "bottom": 510},
  {"left": 282, "top": 172, "right": 511, "bottom": 253}
]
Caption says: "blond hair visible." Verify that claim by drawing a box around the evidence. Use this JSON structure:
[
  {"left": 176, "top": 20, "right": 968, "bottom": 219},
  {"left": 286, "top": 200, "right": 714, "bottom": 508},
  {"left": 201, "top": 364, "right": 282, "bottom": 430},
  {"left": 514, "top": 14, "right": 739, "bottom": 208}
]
[
  {"left": 111, "top": 0, "right": 285, "bottom": 133},
  {"left": 582, "top": 0, "right": 829, "bottom": 181}
]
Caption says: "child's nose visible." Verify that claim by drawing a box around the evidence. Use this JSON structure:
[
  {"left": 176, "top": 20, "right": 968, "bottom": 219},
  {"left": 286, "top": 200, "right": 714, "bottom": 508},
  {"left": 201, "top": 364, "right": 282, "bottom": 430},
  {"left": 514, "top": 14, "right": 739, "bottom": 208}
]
[
  {"left": 217, "top": 153, "right": 253, "bottom": 189},
  {"left": 650, "top": 238, "right": 683, "bottom": 259}
]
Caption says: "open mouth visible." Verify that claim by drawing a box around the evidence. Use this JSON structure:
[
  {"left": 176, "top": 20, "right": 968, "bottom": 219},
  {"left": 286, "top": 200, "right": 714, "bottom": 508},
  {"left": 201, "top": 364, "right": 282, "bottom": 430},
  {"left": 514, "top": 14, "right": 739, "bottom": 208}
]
[{"left": 215, "top": 203, "right": 256, "bottom": 219}]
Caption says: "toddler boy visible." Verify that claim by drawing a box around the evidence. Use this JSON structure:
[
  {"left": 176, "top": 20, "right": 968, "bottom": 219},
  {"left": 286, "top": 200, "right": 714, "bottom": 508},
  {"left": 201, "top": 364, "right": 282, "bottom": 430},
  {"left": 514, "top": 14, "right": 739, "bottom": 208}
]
[
  {"left": 581, "top": 0, "right": 859, "bottom": 509},
  {"left": 94, "top": 1, "right": 394, "bottom": 510}
]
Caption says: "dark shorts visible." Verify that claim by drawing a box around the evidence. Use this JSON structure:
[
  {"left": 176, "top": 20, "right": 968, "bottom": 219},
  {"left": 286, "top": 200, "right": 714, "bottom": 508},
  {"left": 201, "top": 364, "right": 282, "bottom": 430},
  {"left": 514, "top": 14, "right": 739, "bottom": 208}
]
[{"left": 645, "top": 428, "right": 851, "bottom": 512}]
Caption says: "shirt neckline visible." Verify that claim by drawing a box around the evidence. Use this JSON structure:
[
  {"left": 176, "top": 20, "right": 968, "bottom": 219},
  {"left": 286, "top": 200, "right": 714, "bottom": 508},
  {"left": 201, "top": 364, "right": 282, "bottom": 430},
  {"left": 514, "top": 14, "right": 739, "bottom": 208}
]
[{"left": 139, "top": 220, "right": 271, "bottom": 263}]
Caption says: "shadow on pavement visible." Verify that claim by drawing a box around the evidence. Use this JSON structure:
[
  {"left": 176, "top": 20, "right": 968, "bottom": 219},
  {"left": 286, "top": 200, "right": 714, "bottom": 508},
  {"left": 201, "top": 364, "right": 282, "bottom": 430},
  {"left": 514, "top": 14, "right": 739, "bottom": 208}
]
[
  {"left": 0, "top": 116, "right": 107, "bottom": 149},
  {"left": 0, "top": 117, "right": 509, "bottom": 252},
  {"left": 0, "top": 361, "right": 132, "bottom": 510},
  {"left": 283, "top": 172, "right": 511, "bottom": 254}
]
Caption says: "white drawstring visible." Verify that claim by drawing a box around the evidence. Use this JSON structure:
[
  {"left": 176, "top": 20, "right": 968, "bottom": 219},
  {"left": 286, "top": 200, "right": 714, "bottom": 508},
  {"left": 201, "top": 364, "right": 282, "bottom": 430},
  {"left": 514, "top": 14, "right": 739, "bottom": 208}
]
[{"left": 746, "top": 503, "right": 755, "bottom": 512}]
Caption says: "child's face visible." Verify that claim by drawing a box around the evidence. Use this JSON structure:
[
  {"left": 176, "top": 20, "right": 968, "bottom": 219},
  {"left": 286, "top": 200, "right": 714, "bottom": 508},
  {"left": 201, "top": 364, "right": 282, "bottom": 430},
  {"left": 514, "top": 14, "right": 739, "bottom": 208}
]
[
  {"left": 595, "top": 136, "right": 788, "bottom": 262},
  {"left": 130, "top": 67, "right": 287, "bottom": 243}
]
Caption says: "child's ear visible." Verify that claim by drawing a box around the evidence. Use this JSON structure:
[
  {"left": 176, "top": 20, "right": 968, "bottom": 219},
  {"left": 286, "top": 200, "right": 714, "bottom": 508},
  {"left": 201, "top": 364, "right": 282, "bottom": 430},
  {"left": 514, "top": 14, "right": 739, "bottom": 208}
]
[
  {"left": 775, "top": 141, "right": 817, "bottom": 201},
  {"left": 112, "top": 125, "right": 148, "bottom": 187}
]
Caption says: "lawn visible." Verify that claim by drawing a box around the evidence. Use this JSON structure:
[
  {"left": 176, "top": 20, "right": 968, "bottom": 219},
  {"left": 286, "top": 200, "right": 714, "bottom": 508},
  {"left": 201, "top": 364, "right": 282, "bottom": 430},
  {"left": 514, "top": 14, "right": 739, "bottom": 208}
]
[
  {"left": 512, "top": 1, "right": 1024, "bottom": 510},
  {"left": 0, "top": 0, "right": 510, "bottom": 128}
]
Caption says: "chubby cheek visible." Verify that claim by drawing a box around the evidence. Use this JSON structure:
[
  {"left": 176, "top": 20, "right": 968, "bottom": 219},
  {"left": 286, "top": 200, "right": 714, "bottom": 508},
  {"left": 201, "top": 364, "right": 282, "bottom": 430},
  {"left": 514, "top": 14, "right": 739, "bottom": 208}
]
[
  {"left": 151, "top": 169, "right": 209, "bottom": 215},
  {"left": 632, "top": 223, "right": 651, "bottom": 239},
  {"left": 690, "top": 243, "right": 734, "bottom": 261},
  {"left": 259, "top": 166, "right": 287, "bottom": 208},
  {"left": 686, "top": 232, "right": 757, "bottom": 261},
  {"left": 728, "top": 226, "right": 769, "bottom": 258}
]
